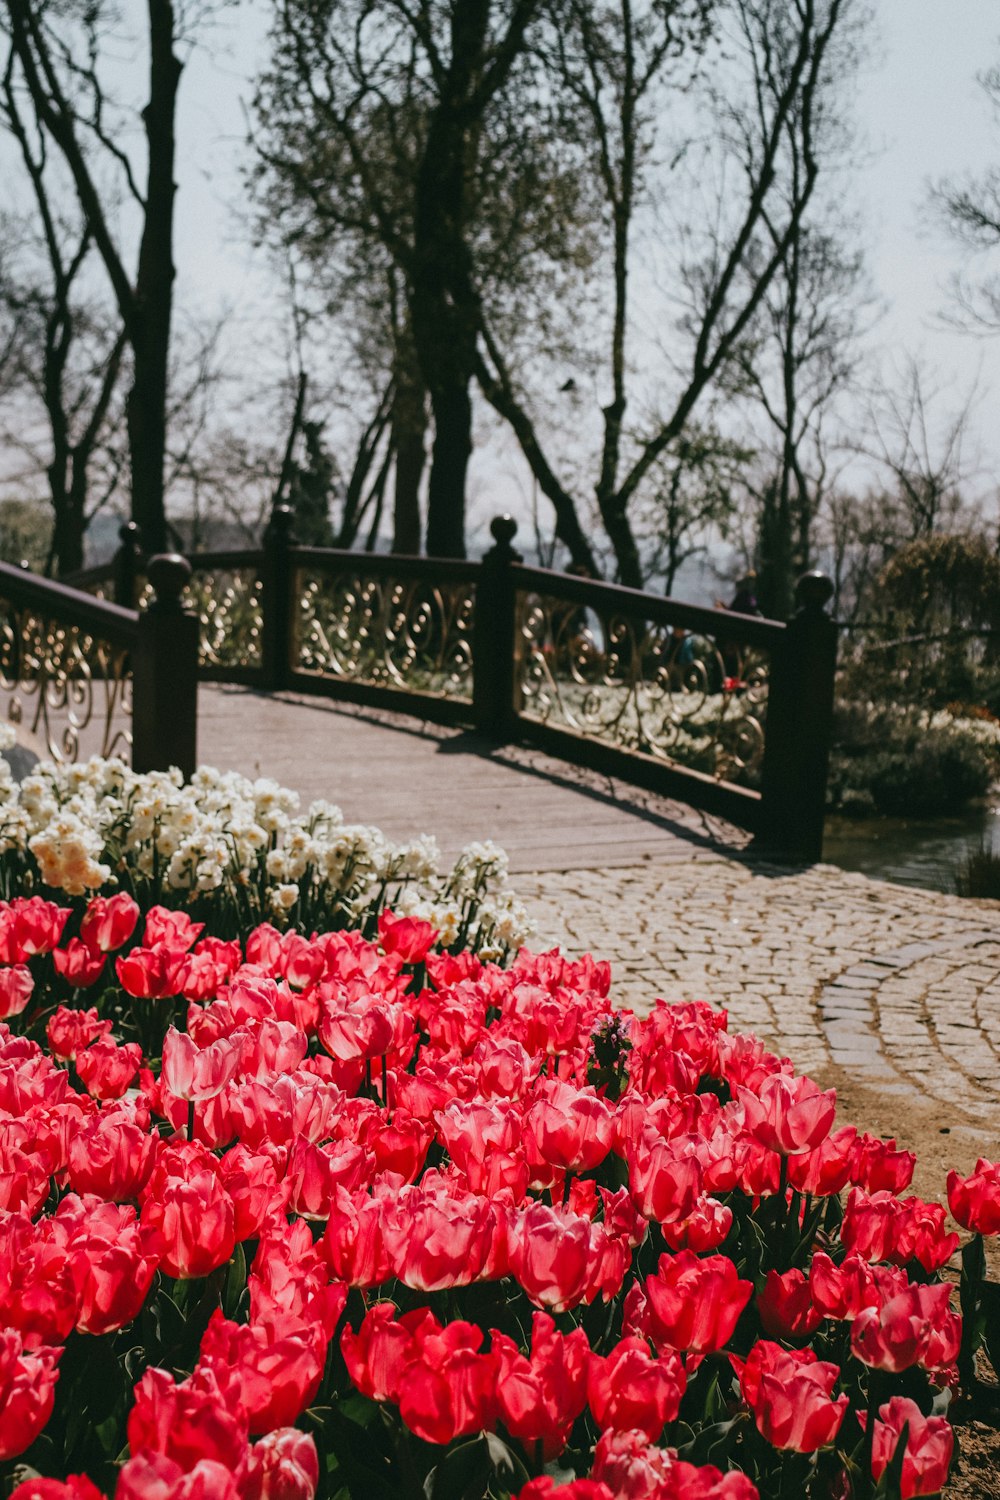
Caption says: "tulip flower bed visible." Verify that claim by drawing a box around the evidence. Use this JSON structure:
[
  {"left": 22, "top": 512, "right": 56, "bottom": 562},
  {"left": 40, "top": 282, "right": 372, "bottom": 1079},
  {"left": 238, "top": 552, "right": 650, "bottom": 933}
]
[{"left": 0, "top": 879, "right": 998, "bottom": 1500}]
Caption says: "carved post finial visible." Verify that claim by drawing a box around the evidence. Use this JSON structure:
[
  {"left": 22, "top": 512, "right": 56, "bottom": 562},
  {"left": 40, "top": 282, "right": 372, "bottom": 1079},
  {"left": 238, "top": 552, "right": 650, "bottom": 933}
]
[
  {"left": 146, "top": 553, "right": 192, "bottom": 613},
  {"left": 794, "top": 571, "right": 835, "bottom": 614}
]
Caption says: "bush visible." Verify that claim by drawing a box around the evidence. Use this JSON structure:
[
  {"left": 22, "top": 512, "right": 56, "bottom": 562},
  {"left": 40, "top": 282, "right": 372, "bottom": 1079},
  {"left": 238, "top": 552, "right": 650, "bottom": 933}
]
[
  {"left": 829, "top": 704, "right": 1000, "bottom": 817},
  {"left": 862, "top": 734, "right": 994, "bottom": 817}
]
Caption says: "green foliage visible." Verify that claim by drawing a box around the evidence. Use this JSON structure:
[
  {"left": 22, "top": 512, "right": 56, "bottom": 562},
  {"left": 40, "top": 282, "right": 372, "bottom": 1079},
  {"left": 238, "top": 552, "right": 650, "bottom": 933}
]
[
  {"left": 0, "top": 499, "right": 51, "bottom": 571},
  {"left": 829, "top": 705, "right": 1000, "bottom": 817}
]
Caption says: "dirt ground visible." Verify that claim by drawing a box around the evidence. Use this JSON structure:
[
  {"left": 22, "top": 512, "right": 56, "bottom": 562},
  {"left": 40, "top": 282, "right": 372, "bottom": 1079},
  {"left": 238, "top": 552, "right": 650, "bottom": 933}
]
[{"left": 824, "top": 1070, "right": 1000, "bottom": 1500}]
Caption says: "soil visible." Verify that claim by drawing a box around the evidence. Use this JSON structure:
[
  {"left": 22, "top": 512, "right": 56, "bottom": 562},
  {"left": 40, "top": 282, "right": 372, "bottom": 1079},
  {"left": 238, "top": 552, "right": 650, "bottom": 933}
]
[{"left": 820, "top": 1069, "right": 1000, "bottom": 1499}]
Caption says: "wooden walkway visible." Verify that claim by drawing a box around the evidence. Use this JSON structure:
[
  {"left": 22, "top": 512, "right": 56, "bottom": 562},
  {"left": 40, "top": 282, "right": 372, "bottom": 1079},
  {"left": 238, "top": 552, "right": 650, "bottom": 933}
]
[{"left": 198, "top": 684, "right": 751, "bottom": 873}]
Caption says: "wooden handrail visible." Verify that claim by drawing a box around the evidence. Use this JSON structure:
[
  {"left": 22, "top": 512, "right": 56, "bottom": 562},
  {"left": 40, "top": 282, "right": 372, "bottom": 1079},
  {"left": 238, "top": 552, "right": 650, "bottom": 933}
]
[{"left": 0, "top": 560, "right": 139, "bottom": 647}]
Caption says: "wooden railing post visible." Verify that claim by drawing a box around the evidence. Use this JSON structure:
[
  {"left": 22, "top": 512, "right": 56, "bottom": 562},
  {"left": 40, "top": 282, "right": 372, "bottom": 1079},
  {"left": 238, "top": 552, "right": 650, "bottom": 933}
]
[
  {"left": 260, "top": 504, "right": 296, "bottom": 691},
  {"left": 473, "top": 515, "right": 522, "bottom": 740},
  {"left": 113, "top": 521, "right": 144, "bottom": 607},
  {"left": 758, "top": 571, "right": 837, "bottom": 862},
  {"left": 132, "top": 554, "right": 199, "bottom": 778}
]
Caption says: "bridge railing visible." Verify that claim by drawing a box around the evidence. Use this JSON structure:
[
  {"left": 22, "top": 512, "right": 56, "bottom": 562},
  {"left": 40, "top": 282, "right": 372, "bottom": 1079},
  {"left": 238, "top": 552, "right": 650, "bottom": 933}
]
[
  {"left": 0, "top": 552, "right": 198, "bottom": 776},
  {"left": 69, "top": 509, "right": 837, "bottom": 859}
]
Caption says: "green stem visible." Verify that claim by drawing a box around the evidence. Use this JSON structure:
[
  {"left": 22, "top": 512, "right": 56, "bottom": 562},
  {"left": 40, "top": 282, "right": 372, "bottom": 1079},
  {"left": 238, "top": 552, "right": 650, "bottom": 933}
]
[{"left": 860, "top": 1370, "right": 881, "bottom": 1498}]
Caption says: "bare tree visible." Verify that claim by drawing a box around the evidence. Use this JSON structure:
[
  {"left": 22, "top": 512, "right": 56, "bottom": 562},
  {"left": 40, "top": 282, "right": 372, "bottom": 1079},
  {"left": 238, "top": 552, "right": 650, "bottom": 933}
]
[
  {"left": 477, "top": 0, "right": 858, "bottom": 587},
  {"left": 933, "top": 60, "right": 1000, "bottom": 332},
  {"left": 863, "top": 357, "right": 976, "bottom": 541},
  {"left": 253, "top": 0, "right": 580, "bottom": 558},
  {"left": 2, "top": 0, "right": 186, "bottom": 553}
]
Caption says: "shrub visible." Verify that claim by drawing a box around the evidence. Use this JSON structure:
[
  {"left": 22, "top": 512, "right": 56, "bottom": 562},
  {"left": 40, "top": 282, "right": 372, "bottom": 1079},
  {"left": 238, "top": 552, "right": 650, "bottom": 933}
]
[{"left": 829, "top": 704, "right": 1000, "bottom": 817}]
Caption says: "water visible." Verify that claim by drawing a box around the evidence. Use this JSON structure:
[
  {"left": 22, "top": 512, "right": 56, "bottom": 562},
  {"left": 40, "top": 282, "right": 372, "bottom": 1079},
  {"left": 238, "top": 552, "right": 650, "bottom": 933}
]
[{"left": 822, "top": 802, "right": 1000, "bottom": 894}]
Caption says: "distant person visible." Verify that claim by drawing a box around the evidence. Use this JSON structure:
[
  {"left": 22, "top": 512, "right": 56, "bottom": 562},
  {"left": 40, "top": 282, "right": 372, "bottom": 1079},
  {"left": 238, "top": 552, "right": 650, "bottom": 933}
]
[
  {"left": 728, "top": 572, "right": 761, "bottom": 617},
  {"left": 717, "top": 572, "right": 761, "bottom": 681}
]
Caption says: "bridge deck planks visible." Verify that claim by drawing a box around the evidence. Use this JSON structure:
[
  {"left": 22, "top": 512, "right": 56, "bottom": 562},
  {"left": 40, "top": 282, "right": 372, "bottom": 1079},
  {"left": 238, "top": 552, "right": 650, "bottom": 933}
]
[{"left": 196, "top": 685, "right": 749, "bottom": 874}]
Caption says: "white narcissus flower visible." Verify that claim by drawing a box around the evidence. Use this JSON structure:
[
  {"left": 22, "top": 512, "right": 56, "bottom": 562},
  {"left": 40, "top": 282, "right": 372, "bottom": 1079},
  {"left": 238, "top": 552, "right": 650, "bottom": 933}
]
[{"left": 0, "top": 753, "right": 531, "bottom": 954}]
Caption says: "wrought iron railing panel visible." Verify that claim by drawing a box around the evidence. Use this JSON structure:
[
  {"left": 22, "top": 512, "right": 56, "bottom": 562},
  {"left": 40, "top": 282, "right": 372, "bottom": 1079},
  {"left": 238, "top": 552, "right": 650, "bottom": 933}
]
[
  {"left": 0, "top": 599, "right": 132, "bottom": 761},
  {"left": 515, "top": 589, "right": 771, "bottom": 788},
  {"left": 185, "top": 567, "right": 264, "bottom": 672},
  {"left": 293, "top": 565, "right": 476, "bottom": 701}
]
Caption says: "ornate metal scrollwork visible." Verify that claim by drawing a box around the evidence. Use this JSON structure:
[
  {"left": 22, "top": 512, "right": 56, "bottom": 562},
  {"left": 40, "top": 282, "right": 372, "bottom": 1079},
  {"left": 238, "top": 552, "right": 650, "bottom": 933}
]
[
  {"left": 0, "top": 600, "right": 132, "bottom": 762},
  {"left": 295, "top": 568, "right": 475, "bottom": 700},
  {"left": 185, "top": 570, "right": 263, "bottom": 670},
  {"left": 516, "top": 591, "right": 769, "bottom": 787}
]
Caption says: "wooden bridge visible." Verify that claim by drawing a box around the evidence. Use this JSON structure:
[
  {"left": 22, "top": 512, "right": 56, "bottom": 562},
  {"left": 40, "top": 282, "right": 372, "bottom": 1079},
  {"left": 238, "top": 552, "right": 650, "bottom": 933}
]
[{"left": 0, "top": 505, "right": 838, "bottom": 861}]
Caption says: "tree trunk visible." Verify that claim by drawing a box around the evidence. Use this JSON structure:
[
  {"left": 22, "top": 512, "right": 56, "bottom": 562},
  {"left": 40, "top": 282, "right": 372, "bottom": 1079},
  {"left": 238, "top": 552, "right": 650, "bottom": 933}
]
[
  {"left": 598, "top": 490, "right": 643, "bottom": 589},
  {"left": 424, "top": 383, "right": 472, "bottom": 558},
  {"left": 391, "top": 331, "right": 426, "bottom": 554},
  {"left": 128, "top": 0, "right": 182, "bottom": 554}
]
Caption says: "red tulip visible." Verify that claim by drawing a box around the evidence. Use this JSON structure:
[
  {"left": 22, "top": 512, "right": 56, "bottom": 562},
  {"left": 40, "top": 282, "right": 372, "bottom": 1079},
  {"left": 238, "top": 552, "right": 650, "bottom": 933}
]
[
  {"left": 379, "top": 1177, "right": 495, "bottom": 1291},
  {"left": 947, "top": 1158, "right": 1000, "bottom": 1236},
  {"left": 660, "top": 1196, "right": 732, "bottom": 1253},
  {"left": 491, "top": 1312, "right": 590, "bottom": 1457},
  {"left": 201, "top": 1309, "right": 326, "bottom": 1435},
  {"left": 592, "top": 1431, "right": 760, "bottom": 1499},
  {"left": 757, "top": 1268, "right": 822, "bottom": 1340},
  {"left": 75, "top": 1036, "right": 142, "bottom": 1100},
  {"left": 341, "top": 1302, "right": 437, "bottom": 1403},
  {"left": 0, "top": 1330, "right": 61, "bottom": 1460},
  {"left": 587, "top": 1338, "right": 686, "bottom": 1440},
  {"left": 787, "top": 1126, "right": 857, "bottom": 1196},
  {"left": 141, "top": 1161, "right": 236, "bottom": 1280},
  {"left": 0, "top": 965, "right": 33, "bottom": 1019},
  {"left": 244, "top": 1428, "right": 320, "bottom": 1500},
  {"left": 396, "top": 1319, "right": 498, "bottom": 1445},
  {"left": 116, "top": 947, "right": 187, "bottom": 1000},
  {"left": 842, "top": 1189, "right": 959, "bottom": 1272},
  {"left": 515, "top": 1480, "right": 613, "bottom": 1500},
  {"left": 739, "top": 1341, "right": 846, "bottom": 1453},
  {"left": 524, "top": 1078, "right": 616, "bottom": 1173},
  {"left": 324, "top": 1186, "right": 391, "bottom": 1287},
  {"left": 128, "top": 1363, "right": 248, "bottom": 1475},
  {"left": 808, "top": 1251, "right": 889, "bottom": 1323},
  {"left": 52, "top": 939, "right": 106, "bottom": 988},
  {"left": 80, "top": 892, "right": 140, "bottom": 953},
  {"left": 161, "top": 1027, "right": 243, "bottom": 1103},
  {"left": 627, "top": 1137, "right": 702, "bottom": 1224},
  {"left": 378, "top": 910, "right": 437, "bottom": 964},
  {"left": 317, "top": 992, "right": 396, "bottom": 1062},
  {"left": 116, "top": 1451, "right": 242, "bottom": 1500},
  {"left": 10, "top": 1477, "right": 105, "bottom": 1500},
  {"left": 851, "top": 1133, "right": 916, "bottom": 1194},
  {"left": 868, "top": 1396, "right": 953, "bottom": 1498},
  {"left": 249, "top": 1218, "right": 345, "bottom": 1335},
  {"left": 850, "top": 1282, "right": 961, "bottom": 1374},
  {"left": 67, "top": 1110, "right": 158, "bottom": 1200},
  {"left": 47, "top": 1005, "right": 111, "bottom": 1061},
  {"left": 644, "top": 1251, "right": 753, "bottom": 1356},
  {"left": 284, "top": 1136, "right": 372, "bottom": 1221},
  {"left": 143, "top": 906, "right": 204, "bottom": 952},
  {"left": 0, "top": 897, "right": 70, "bottom": 960},
  {"left": 737, "top": 1074, "right": 836, "bottom": 1155},
  {"left": 507, "top": 1200, "right": 628, "bottom": 1312},
  {"left": 54, "top": 1195, "right": 161, "bottom": 1335},
  {"left": 217, "top": 1145, "right": 288, "bottom": 1241}
]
